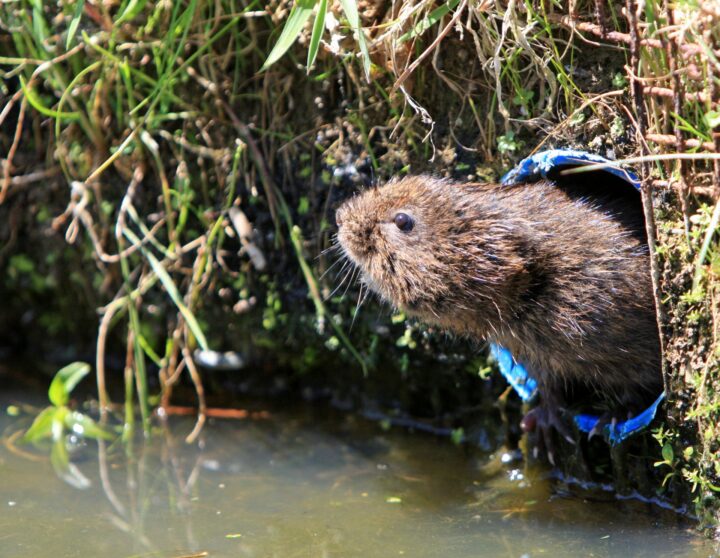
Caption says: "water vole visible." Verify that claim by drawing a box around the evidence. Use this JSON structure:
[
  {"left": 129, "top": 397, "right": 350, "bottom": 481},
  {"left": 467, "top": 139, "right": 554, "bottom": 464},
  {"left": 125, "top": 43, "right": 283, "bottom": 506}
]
[{"left": 335, "top": 176, "right": 662, "bottom": 453}]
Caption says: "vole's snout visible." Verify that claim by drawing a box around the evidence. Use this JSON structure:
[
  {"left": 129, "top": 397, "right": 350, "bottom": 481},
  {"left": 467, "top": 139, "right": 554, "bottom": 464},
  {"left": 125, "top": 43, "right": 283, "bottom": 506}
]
[{"left": 335, "top": 211, "right": 344, "bottom": 228}]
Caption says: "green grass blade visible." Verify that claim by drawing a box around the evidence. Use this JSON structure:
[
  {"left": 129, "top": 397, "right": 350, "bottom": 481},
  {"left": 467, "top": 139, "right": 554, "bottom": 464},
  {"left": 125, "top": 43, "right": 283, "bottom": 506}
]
[
  {"left": 123, "top": 229, "right": 209, "bottom": 351},
  {"left": 399, "top": 0, "right": 460, "bottom": 42},
  {"left": 66, "top": 0, "right": 85, "bottom": 49},
  {"left": 338, "top": 0, "right": 370, "bottom": 81},
  {"left": 115, "top": 0, "right": 148, "bottom": 25},
  {"left": 261, "top": 0, "right": 317, "bottom": 71},
  {"left": 672, "top": 111, "right": 712, "bottom": 142},
  {"left": 307, "top": 0, "right": 328, "bottom": 71},
  {"left": 20, "top": 77, "right": 81, "bottom": 121},
  {"left": 693, "top": 199, "right": 720, "bottom": 289},
  {"left": 29, "top": 0, "right": 50, "bottom": 46},
  {"left": 147, "top": 250, "right": 210, "bottom": 351}
]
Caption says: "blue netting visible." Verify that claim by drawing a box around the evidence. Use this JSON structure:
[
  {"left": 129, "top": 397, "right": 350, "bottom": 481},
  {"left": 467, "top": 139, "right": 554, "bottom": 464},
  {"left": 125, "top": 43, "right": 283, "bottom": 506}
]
[{"left": 501, "top": 148, "right": 641, "bottom": 190}]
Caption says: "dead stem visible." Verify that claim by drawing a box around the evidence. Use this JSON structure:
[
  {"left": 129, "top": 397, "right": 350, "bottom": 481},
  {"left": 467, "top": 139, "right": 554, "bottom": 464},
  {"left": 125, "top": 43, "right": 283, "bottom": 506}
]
[
  {"left": 182, "top": 347, "right": 207, "bottom": 444},
  {"left": 0, "top": 95, "right": 26, "bottom": 204}
]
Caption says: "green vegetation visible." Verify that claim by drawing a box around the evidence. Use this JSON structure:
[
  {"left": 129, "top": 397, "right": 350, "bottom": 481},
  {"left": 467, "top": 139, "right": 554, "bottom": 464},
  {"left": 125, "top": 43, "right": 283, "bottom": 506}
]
[
  {"left": 22, "top": 362, "right": 112, "bottom": 488},
  {"left": 1, "top": 0, "right": 719, "bottom": 529}
]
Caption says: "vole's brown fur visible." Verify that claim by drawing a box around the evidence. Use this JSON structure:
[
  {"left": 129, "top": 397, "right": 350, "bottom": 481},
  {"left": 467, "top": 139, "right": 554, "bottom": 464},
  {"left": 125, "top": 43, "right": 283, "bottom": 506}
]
[{"left": 335, "top": 176, "right": 662, "bottom": 436}]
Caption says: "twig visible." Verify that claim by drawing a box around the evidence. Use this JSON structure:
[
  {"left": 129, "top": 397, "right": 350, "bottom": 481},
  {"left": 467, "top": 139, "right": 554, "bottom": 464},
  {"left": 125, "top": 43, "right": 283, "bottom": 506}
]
[
  {"left": 96, "top": 297, "right": 120, "bottom": 418},
  {"left": 182, "top": 347, "right": 206, "bottom": 444},
  {"left": 665, "top": 0, "right": 692, "bottom": 238},
  {"left": 392, "top": 0, "right": 468, "bottom": 92},
  {"left": 0, "top": 95, "right": 27, "bottom": 204},
  {"left": 159, "top": 406, "right": 271, "bottom": 419},
  {"left": 549, "top": 13, "right": 720, "bottom": 59},
  {"left": 643, "top": 85, "right": 709, "bottom": 104},
  {"left": 626, "top": 0, "right": 669, "bottom": 393},
  {"left": 646, "top": 134, "right": 717, "bottom": 152}
]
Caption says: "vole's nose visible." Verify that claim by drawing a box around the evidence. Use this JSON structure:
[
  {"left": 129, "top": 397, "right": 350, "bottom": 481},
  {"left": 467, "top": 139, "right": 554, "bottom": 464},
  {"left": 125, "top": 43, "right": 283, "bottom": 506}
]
[{"left": 335, "top": 211, "right": 344, "bottom": 228}]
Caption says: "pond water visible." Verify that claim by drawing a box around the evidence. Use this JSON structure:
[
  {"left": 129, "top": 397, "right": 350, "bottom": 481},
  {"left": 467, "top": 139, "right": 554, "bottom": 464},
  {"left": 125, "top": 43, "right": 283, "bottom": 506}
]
[{"left": 0, "top": 387, "right": 714, "bottom": 558}]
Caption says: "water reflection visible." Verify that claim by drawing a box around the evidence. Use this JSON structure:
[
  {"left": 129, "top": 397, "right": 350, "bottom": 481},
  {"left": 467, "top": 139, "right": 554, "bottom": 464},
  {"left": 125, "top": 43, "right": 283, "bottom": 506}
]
[{"left": 1, "top": 393, "right": 713, "bottom": 558}]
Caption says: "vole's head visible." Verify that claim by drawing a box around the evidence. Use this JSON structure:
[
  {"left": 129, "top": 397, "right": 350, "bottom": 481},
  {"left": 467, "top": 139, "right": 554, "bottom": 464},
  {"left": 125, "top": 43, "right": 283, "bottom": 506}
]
[{"left": 335, "top": 176, "right": 488, "bottom": 319}]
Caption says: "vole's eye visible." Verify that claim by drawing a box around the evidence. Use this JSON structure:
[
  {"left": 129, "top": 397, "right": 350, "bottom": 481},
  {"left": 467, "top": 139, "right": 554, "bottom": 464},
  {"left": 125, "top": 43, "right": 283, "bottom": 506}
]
[{"left": 393, "top": 212, "right": 414, "bottom": 232}]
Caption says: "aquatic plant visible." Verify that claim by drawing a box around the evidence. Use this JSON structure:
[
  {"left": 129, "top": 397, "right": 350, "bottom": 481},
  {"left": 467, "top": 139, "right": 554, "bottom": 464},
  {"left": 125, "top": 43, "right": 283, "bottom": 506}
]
[{"left": 22, "top": 362, "right": 113, "bottom": 488}]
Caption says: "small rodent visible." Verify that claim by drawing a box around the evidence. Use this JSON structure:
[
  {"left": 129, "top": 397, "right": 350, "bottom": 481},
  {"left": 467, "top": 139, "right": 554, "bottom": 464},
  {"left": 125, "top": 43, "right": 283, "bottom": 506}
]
[{"left": 335, "top": 176, "right": 662, "bottom": 454}]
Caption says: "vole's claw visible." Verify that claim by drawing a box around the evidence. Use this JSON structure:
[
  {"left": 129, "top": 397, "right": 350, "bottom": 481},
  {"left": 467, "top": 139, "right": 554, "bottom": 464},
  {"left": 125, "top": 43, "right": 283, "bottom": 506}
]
[
  {"left": 588, "top": 413, "right": 610, "bottom": 440},
  {"left": 541, "top": 428, "right": 556, "bottom": 466},
  {"left": 522, "top": 404, "right": 575, "bottom": 464},
  {"left": 553, "top": 416, "right": 576, "bottom": 446}
]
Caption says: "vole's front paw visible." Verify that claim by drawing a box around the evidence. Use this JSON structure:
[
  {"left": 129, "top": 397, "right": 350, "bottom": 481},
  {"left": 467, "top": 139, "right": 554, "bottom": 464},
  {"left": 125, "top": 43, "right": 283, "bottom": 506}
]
[{"left": 520, "top": 405, "right": 575, "bottom": 466}]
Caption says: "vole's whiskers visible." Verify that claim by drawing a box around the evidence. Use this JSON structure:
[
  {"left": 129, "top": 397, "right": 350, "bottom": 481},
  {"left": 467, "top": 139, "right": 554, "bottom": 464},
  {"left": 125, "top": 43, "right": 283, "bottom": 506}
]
[
  {"left": 350, "top": 282, "right": 372, "bottom": 331},
  {"left": 340, "top": 265, "right": 361, "bottom": 300},
  {"left": 350, "top": 284, "right": 364, "bottom": 331},
  {"left": 315, "top": 240, "right": 341, "bottom": 260},
  {"left": 324, "top": 261, "right": 355, "bottom": 302},
  {"left": 319, "top": 252, "right": 348, "bottom": 281}
]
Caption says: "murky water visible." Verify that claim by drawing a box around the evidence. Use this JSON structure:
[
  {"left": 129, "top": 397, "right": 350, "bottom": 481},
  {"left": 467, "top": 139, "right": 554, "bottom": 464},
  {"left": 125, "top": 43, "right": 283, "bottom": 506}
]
[{"left": 0, "top": 388, "right": 714, "bottom": 558}]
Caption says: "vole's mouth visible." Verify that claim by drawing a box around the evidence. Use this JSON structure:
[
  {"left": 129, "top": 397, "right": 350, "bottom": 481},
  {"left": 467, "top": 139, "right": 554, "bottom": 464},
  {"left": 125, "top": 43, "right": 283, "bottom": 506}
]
[{"left": 336, "top": 229, "right": 373, "bottom": 265}]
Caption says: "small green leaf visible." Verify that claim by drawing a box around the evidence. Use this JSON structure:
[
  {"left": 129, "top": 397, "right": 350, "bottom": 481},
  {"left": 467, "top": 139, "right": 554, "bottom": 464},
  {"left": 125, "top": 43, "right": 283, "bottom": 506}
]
[
  {"left": 30, "top": 1, "right": 50, "bottom": 45},
  {"left": 307, "top": 0, "right": 328, "bottom": 70},
  {"left": 22, "top": 406, "right": 56, "bottom": 443},
  {"left": 451, "top": 427, "right": 464, "bottom": 445},
  {"left": 261, "top": 0, "right": 317, "bottom": 71},
  {"left": 115, "top": 0, "right": 148, "bottom": 25},
  {"left": 661, "top": 443, "right": 674, "bottom": 464},
  {"left": 612, "top": 72, "right": 628, "bottom": 88},
  {"left": 66, "top": 0, "right": 85, "bottom": 49},
  {"left": 705, "top": 110, "right": 720, "bottom": 130},
  {"left": 497, "top": 131, "right": 519, "bottom": 154},
  {"left": 48, "top": 362, "right": 91, "bottom": 407}
]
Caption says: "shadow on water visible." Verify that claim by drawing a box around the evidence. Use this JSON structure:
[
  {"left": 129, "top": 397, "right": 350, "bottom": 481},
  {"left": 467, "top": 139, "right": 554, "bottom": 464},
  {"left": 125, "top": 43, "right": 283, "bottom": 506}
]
[{"left": 0, "top": 382, "right": 715, "bottom": 558}]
